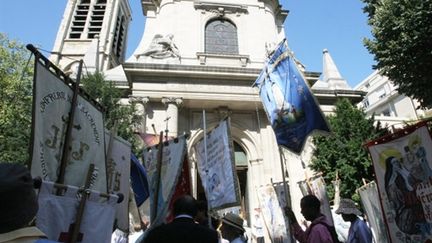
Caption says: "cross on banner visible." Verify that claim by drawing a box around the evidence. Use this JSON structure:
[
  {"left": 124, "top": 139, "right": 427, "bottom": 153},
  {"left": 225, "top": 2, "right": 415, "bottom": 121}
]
[{"left": 58, "top": 223, "right": 84, "bottom": 242}]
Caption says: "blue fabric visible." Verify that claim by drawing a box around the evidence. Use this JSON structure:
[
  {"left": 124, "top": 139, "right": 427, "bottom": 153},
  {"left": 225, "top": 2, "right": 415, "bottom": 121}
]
[
  {"left": 130, "top": 154, "right": 150, "bottom": 206},
  {"left": 254, "top": 40, "right": 330, "bottom": 153},
  {"left": 34, "top": 240, "right": 60, "bottom": 243}
]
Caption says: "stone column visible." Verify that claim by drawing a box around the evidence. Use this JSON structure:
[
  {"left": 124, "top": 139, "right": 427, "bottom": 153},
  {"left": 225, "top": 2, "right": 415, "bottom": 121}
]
[
  {"left": 161, "top": 97, "right": 183, "bottom": 138},
  {"left": 130, "top": 96, "right": 150, "bottom": 133}
]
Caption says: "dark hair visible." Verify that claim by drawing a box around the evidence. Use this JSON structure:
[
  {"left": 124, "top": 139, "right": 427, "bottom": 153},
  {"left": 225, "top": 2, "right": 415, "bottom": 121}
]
[
  {"left": 173, "top": 195, "right": 198, "bottom": 217},
  {"left": 301, "top": 194, "right": 321, "bottom": 210}
]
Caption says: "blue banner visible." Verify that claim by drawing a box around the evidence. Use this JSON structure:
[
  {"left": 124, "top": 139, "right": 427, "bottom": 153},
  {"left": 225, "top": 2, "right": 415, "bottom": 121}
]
[
  {"left": 130, "top": 154, "right": 149, "bottom": 207},
  {"left": 254, "top": 40, "right": 330, "bottom": 153}
]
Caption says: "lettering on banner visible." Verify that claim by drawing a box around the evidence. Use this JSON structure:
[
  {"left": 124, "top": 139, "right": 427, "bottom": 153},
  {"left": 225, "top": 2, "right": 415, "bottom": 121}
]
[
  {"left": 107, "top": 158, "right": 121, "bottom": 192},
  {"left": 416, "top": 179, "right": 432, "bottom": 223}
]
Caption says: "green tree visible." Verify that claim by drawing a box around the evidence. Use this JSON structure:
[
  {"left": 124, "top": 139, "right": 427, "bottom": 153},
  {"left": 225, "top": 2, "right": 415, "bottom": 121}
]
[
  {"left": 310, "top": 98, "right": 387, "bottom": 201},
  {"left": 0, "top": 33, "right": 33, "bottom": 164},
  {"left": 362, "top": 0, "right": 432, "bottom": 108},
  {"left": 80, "top": 72, "right": 142, "bottom": 154}
]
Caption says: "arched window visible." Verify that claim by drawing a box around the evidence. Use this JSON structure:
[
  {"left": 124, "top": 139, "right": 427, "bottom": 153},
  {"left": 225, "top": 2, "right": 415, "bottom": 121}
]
[{"left": 205, "top": 19, "right": 238, "bottom": 55}]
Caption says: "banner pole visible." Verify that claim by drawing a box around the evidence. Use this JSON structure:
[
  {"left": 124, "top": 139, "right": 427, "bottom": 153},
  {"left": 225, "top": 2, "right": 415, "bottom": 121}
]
[
  {"left": 277, "top": 146, "right": 291, "bottom": 207},
  {"left": 202, "top": 109, "right": 213, "bottom": 228},
  {"left": 278, "top": 146, "right": 294, "bottom": 242},
  {"left": 106, "top": 122, "right": 119, "bottom": 194},
  {"left": 151, "top": 131, "right": 164, "bottom": 223},
  {"left": 70, "top": 163, "right": 95, "bottom": 243},
  {"left": 57, "top": 59, "right": 84, "bottom": 186}
]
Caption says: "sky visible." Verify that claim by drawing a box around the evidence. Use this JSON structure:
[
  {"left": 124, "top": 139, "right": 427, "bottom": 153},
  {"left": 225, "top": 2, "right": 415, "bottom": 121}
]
[{"left": 0, "top": 0, "right": 375, "bottom": 87}]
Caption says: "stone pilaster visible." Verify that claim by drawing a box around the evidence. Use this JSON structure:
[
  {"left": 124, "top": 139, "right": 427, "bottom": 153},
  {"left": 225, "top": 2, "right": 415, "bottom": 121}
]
[
  {"left": 161, "top": 97, "right": 183, "bottom": 137},
  {"left": 130, "top": 96, "right": 150, "bottom": 133}
]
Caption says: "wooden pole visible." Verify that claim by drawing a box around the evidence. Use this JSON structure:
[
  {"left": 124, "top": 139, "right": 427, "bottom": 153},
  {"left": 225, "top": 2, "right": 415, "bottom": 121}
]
[
  {"left": 106, "top": 122, "right": 118, "bottom": 194},
  {"left": 70, "top": 163, "right": 94, "bottom": 243},
  {"left": 57, "top": 60, "right": 83, "bottom": 186},
  {"left": 151, "top": 131, "right": 164, "bottom": 223},
  {"left": 278, "top": 146, "right": 294, "bottom": 242},
  {"left": 278, "top": 146, "right": 291, "bottom": 207}
]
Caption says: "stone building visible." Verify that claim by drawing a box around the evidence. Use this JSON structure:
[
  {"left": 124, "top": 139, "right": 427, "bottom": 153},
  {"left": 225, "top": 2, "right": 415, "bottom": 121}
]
[
  {"left": 50, "top": 0, "right": 365, "bottom": 239},
  {"left": 355, "top": 71, "right": 430, "bottom": 130}
]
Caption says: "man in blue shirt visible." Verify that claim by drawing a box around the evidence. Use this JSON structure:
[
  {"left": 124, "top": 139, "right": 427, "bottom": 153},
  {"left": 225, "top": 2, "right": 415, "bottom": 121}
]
[{"left": 335, "top": 198, "right": 373, "bottom": 243}]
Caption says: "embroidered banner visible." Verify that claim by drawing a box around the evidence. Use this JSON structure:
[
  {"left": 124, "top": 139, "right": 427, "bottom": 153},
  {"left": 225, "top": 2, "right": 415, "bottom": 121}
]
[
  {"left": 105, "top": 131, "right": 131, "bottom": 231},
  {"left": 31, "top": 61, "right": 106, "bottom": 192},
  {"left": 253, "top": 40, "right": 330, "bottom": 153},
  {"left": 257, "top": 184, "right": 290, "bottom": 243},
  {"left": 367, "top": 124, "right": 432, "bottom": 242},
  {"left": 358, "top": 181, "right": 390, "bottom": 243},
  {"left": 143, "top": 135, "right": 187, "bottom": 227},
  {"left": 194, "top": 118, "right": 241, "bottom": 210}
]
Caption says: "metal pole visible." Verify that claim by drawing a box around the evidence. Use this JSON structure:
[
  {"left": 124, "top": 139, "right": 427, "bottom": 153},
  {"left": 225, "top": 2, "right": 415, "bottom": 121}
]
[{"left": 202, "top": 110, "right": 213, "bottom": 228}]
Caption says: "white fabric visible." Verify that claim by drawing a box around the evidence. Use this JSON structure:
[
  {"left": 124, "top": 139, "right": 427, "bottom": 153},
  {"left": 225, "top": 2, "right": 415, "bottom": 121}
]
[
  {"left": 31, "top": 61, "right": 106, "bottom": 192},
  {"left": 111, "top": 229, "right": 127, "bottom": 243},
  {"left": 143, "top": 135, "right": 187, "bottom": 226},
  {"left": 256, "top": 185, "right": 289, "bottom": 242},
  {"left": 105, "top": 131, "right": 131, "bottom": 231},
  {"left": 194, "top": 118, "right": 240, "bottom": 210},
  {"left": 36, "top": 181, "right": 118, "bottom": 243},
  {"left": 358, "top": 181, "right": 389, "bottom": 243}
]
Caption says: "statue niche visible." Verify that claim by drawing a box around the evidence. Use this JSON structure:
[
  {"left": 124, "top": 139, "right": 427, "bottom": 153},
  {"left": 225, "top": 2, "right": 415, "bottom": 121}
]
[{"left": 137, "top": 34, "right": 180, "bottom": 59}]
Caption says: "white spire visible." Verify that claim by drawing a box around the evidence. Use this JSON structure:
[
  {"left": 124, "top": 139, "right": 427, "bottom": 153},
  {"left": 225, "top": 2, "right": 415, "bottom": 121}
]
[{"left": 321, "top": 49, "right": 351, "bottom": 90}]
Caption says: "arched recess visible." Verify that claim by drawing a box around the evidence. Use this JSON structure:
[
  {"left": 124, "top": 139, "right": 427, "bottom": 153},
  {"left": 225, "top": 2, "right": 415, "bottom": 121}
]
[
  {"left": 204, "top": 18, "right": 239, "bottom": 55},
  {"left": 187, "top": 120, "right": 261, "bottom": 219}
]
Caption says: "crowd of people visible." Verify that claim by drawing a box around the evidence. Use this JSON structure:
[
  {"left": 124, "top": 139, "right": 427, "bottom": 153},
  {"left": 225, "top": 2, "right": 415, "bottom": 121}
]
[{"left": 0, "top": 162, "right": 374, "bottom": 243}]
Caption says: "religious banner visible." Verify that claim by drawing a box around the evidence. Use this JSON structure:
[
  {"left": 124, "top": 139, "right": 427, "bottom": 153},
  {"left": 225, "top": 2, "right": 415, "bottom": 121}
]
[
  {"left": 298, "top": 175, "right": 334, "bottom": 225},
  {"left": 194, "top": 118, "right": 241, "bottom": 210},
  {"left": 358, "top": 181, "right": 390, "bottom": 243},
  {"left": 105, "top": 131, "right": 131, "bottom": 231},
  {"left": 143, "top": 135, "right": 187, "bottom": 227},
  {"left": 253, "top": 39, "right": 330, "bottom": 154},
  {"left": 36, "top": 181, "right": 118, "bottom": 243},
  {"left": 257, "top": 184, "right": 290, "bottom": 243},
  {"left": 367, "top": 123, "right": 432, "bottom": 242},
  {"left": 30, "top": 59, "right": 106, "bottom": 192}
]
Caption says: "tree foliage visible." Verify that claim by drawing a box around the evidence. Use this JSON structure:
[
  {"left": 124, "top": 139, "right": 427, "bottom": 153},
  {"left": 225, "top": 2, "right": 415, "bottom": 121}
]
[
  {"left": 0, "top": 33, "right": 33, "bottom": 164},
  {"left": 362, "top": 0, "right": 432, "bottom": 108},
  {"left": 310, "top": 98, "right": 388, "bottom": 201},
  {"left": 80, "top": 72, "right": 142, "bottom": 154}
]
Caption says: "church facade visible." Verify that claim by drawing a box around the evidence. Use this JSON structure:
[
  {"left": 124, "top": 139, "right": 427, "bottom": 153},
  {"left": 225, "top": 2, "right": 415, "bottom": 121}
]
[{"left": 50, "top": 0, "right": 365, "bottom": 238}]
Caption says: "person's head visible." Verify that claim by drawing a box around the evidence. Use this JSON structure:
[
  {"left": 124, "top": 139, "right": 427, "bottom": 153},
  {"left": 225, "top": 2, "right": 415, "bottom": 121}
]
[
  {"left": 0, "top": 163, "right": 38, "bottom": 233},
  {"left": 220, "top": 213, "right": 245, "bottom": 241},
  {"left": 300, "top": 195, "right": 321, "bottom": 221},
  {"left": 335, "top": 198, "right": 362, "bottom": 223},
  {"left": 173, "top": 195, "right": 198, "bottom": 217}
]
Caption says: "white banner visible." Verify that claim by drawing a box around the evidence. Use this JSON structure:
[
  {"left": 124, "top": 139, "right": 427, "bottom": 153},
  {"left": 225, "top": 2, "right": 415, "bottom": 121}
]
[
  {"left": 257, "top": 184, "right": 290, "bottom": 243},
  {"left": 31, "top": 61, "right": 106, "bottom": 192},
  {"left": 368, "top": 125, "right": 432, "bottom": 242},
  {"left": 105, "top": 131, "right": 131, "bottom": 231},
  {"left": 358, "top": 181, "right": 390, "bottom": 243},
  {"left": 298, "top": 175, "right": 334, "bottom": 225},
  {"left": 36, "top": 181, "right": 118, "bottom": 243},
  {"left": 143, "top": 135, "right": 186, "bottom": 227},
  {"left": 194, "top": 118, "right": 240, "bottom": 210}
]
